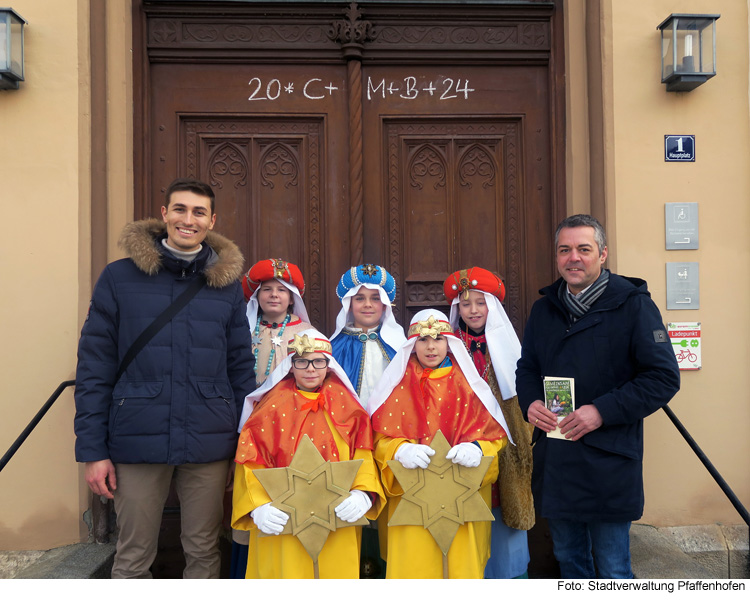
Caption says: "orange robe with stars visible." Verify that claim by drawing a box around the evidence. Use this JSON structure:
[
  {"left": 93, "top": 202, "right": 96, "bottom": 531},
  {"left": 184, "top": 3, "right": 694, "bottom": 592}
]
[
  {"left": 372, "top": 355, "right": 507, "bottom": 578},
  {"left": 232, "top": 374, "right": 385, "bottom": 578}
]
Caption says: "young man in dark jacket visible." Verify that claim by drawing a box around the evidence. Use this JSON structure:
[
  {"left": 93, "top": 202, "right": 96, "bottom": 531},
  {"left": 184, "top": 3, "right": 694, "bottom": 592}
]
[
  {"left": 516, "top": 214, "right": 679, "bottom": 579},
  {"left": 74, "top": 178, "right": 255, "bottom": 578}
]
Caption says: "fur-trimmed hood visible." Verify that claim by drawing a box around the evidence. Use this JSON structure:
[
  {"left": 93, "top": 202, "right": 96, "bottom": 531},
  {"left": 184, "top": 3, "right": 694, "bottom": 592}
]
[{"left": 117, "top": 218, "right": 245, "bottom": 289}]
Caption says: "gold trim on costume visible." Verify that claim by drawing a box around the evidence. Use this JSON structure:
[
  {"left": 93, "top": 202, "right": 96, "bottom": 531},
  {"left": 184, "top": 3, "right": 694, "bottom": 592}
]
[
  {"left": 407, "top": 315, "right": 453, "bottom": 339},
  {"left": 288, "top": 333, "right": 333, "bottom": 356}
]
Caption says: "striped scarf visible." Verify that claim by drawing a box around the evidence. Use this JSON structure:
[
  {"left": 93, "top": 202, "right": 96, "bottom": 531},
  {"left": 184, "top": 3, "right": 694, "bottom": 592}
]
[{"left": 559, "top": 269, "right": 610, "bottom": 322}]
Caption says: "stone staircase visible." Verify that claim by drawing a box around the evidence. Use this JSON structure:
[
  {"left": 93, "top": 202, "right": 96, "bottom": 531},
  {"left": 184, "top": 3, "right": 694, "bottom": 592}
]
[{"left": 1, "top": 523, "right": 747, "bottom": 579}]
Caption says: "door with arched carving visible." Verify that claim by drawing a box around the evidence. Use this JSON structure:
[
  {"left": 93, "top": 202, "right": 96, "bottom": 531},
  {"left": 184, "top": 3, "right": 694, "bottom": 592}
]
[
  {"left": 137, "top": 0, "right": 564, "bottom": 336},
  {"left": 136, "top": 0, "right": 564, "bottom": 579}
]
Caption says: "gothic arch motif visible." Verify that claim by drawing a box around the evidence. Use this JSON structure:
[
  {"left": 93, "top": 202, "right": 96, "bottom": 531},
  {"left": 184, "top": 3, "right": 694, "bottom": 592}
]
[
  {"left": 408, "top": 144, "right": 447, "bottom": 190},
  {"left": 207, "top": 142, "right": 248, "bottom": 189},
  {"left": 259, "top": 142, "right": 299, "bottom": 189},
  {"left": 458, "top": 144, "right": 496, "bottom": 189}
]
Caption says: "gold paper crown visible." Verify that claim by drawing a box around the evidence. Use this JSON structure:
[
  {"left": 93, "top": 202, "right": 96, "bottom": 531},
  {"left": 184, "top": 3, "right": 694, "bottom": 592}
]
[
  {"left": 407, "top": 315, "right": 454, "bottom": 339},
  {"left": 288, "top": 333, "right": 333, "bottom": 356}
]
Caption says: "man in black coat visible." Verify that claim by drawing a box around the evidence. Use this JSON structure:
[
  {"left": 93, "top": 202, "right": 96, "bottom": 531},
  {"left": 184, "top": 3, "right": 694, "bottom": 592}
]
[
  {"left": 75, "top": 178, "right": 255, "bottom": 578},
  {"left": 516, "top": 214, "right": 679, "bottom": 579}
]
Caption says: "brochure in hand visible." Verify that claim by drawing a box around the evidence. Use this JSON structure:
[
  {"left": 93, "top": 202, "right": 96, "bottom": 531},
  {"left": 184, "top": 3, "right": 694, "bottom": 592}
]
[{"left": 543, "top": 376, "right": 575, "bottom": 440}]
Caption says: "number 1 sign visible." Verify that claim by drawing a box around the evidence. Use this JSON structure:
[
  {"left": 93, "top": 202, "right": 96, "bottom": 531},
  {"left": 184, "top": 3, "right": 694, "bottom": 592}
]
[{"left": 665, "top": 135, "right": 695, "bottom": 162}]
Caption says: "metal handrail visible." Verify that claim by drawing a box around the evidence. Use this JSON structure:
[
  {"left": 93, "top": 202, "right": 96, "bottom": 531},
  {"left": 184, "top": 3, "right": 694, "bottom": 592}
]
[
  {"left": 0, "top": 379, "right": 75, "bottom": 473},
  {"left": 0, "top": 378, "right": 112, "bottom": 543},
  {"left": 663, "top": 404, "right": 750, "bottom": 528}
]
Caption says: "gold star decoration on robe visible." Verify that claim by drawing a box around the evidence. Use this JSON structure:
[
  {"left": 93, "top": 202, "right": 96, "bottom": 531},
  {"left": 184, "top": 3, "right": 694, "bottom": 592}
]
[
  {"left": 387, "top": 430, "right": 494, "bottom": 558},
  {"left": 253, "top": 435, "right": 367, "bottom": 568}
]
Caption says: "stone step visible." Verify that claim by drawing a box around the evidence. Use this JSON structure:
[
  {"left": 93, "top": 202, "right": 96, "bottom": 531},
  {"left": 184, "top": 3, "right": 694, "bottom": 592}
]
[
  {"left": 3, "top": 543, "right": 114, "bottom": 579},
  {"left": 632, "top": 523, "right": 749, "bottom": 579},
  {"left": 1, "top": 523, "right": 747, "bottom": 579}
]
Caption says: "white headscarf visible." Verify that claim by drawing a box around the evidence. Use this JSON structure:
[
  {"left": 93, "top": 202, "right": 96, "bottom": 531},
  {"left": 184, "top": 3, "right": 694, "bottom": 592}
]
[
  {"left": 238, "top": 328, "right": 360, "bottom": 429},
  {"left": 449, "top": 291, "right": 521, "bottom": 400},
  {"left": 366, "top": 309, "right": 512, "bottom": 443},
  {"left": 329, "top": 283, "right": 406, "bottom": 351},
  {"left": 246, "top": 278, "right": 310, "bottom": 328}
]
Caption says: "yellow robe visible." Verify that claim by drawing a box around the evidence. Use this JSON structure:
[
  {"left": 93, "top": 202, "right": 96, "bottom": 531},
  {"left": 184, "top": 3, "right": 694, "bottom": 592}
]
[
  {"left": 233, "top": 394, "right": 385, "bottom": 578},
  {"left": 373, "top": 365, "right": 508, "bottom": 578}
]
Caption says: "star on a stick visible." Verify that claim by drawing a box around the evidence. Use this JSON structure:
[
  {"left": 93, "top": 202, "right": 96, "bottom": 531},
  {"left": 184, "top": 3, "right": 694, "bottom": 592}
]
[
  {"left": 387, "top": 430, "right": 494, "bottom": 556},
  {"left": 253, "top": 435, "right": 367, "bottom": 565}
]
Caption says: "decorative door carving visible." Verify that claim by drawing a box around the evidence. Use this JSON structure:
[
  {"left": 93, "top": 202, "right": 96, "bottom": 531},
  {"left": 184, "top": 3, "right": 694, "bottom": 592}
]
[
  {"left": 179, "top": 117, "right": 326, "bottom": 323},
  {"left": 136, "top": 0, "right": 564, "bottom": 334},
  {"left": 381, "top": 120, "right": 522, "bottom": 331}
]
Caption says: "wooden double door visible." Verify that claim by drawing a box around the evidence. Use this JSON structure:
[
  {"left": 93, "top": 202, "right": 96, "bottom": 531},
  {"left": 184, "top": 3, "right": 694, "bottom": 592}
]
[{"left": 136, "top": 0, "right": 565, "bottom": 337}]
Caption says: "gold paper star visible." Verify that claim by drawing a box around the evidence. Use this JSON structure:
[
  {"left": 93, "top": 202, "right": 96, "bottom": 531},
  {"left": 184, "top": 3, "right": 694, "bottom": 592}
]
[
  {"left": 253, "top": 435, "right": 367, "bottom": 572},
  {"left": 387, "top": 430, "right": 494, "bottom": 561},
  {"left": 288, "top": 333, "right": 315, "bottom": 356}
]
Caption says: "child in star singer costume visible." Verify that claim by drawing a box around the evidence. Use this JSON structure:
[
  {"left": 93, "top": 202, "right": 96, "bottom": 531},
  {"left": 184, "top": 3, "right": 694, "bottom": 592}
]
[
  {"left": 242, "top": 258, "right": 314, "bottom": 387},
  {"left": 230, "top": 258, "right": 315, "bottom": 578},
  {"left": 444, "top": 268, "right": 534, "bottom": 579},
  {"left": 367, "top": 309, "right": 512, "bottom": 578},
  {"left": 330, "top": 264, "right": 407, "bottom": 407},
  {"left": 330, "top": 264, "right": 406, "bottom": 576},
  {"left": 231, "top": 330, "right": 385, "bottom": 578}
]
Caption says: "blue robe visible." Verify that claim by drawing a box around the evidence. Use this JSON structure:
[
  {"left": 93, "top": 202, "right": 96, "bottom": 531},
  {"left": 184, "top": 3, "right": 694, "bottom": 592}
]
[{"left": 331, "top": 327, "right": 396, "bottom": 395}]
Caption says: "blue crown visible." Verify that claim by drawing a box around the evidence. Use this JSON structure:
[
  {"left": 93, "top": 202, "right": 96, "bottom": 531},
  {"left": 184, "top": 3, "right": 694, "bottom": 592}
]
[{"left": 336, "top": 264, "right": 397, "bottom": 302}]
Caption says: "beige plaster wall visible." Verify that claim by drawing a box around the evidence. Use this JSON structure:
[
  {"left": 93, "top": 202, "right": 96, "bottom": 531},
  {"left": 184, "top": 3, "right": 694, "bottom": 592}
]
[
  {"left": 0, "top": 0, "right": 132, "bottom": 551},
  {"left": 0, "top": 0, "right": 87, "bottom": 549},
  {"left": 105, "top": 1, "right": 134, "bottom": 259},
  {"left": 567, "top": 1, "right": 750, "bottom": 526}
]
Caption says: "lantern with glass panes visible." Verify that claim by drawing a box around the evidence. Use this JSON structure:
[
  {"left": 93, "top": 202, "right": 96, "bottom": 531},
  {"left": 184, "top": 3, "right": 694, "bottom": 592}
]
[
  {"left": 657, "top": 14, "right": 719, "bottom": 92},
  {"left": 0, "top": 8, "right": 26, "bottom": 90}
]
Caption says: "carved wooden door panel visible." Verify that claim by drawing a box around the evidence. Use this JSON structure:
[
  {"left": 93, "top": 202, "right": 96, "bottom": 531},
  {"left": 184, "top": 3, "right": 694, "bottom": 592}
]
[
  {"left": 137, "top": 1, "right": 564, "bottom": 336},
  {"left": 360, "top": 65, "right": 554, "bottom": 334},
  {"left": 147, "top": 64, "right": 352, "bottom": 329}
]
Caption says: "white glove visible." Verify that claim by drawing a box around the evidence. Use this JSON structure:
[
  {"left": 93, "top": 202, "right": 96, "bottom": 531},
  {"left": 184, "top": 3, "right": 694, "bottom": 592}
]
[
  {"left": 335, "top": 489, "right": 372, "bottom": 523},
  {"left": 446, "top": 442, "right": 483, "bottom": 468},
  {"left": 251, "top": 503, "right": 289, "bottom": 535},
  {"left": 394, "top": 443, "right": 435, "bottom": 469}
]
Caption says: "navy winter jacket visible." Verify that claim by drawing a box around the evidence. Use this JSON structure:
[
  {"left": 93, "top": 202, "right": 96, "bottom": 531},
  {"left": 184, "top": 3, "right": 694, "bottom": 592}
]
[
  {"left": 74, "top": 219, "right": 256, "bottom": 465},
  {"left": 516, "top": 273, "right": 680, "bottom": 522}
]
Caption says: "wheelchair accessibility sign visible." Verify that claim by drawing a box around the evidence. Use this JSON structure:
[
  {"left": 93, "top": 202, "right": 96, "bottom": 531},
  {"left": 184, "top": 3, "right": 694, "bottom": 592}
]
[
  {"left": 668, "top": 321, "right": 701, "bottom": 370},
  {"left": 665, "top": 135, "right": 695, "bottom": 162}
]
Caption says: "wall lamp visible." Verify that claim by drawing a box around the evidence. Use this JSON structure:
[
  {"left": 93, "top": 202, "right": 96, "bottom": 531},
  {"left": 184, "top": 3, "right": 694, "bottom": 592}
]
[
  {"left": 0, "top": 8, "right": 26, "bottom": 90},
  {"left": 658, "top": 14, "right": 719, "bottom": 92}
]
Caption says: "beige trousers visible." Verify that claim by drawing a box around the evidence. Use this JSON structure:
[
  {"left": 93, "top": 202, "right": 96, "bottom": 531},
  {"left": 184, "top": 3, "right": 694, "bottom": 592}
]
[{"left": 111, "top": 460, "right": 229, "bottom": 579}]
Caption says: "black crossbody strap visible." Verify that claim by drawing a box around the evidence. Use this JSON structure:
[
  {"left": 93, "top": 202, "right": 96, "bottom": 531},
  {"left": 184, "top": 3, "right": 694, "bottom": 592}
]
[{"left": 114, "top": 276, "right": 206, "bottom": 385}]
